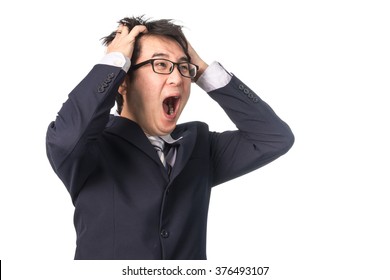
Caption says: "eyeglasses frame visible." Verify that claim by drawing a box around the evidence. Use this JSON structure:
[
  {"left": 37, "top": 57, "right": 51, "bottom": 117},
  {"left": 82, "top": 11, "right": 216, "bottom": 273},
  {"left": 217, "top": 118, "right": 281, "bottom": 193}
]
[{"left": 130, "top": 58, "right": 199, "bottom": 79}]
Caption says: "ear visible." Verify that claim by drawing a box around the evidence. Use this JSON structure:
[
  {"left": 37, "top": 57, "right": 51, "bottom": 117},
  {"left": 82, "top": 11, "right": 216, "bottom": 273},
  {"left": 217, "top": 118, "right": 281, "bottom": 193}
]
[{"left": 118, "top": 77, "right": 128, "bottom": 96}]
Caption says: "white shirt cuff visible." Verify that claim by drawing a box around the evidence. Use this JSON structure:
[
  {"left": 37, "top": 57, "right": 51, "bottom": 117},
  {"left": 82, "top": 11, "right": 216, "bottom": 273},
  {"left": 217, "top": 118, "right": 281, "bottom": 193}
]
[
  {"left": 196, "top": 61, "right": 233, "bottom": 92},
  {"left": 99, "top": 52, "right": 131, "bottom": 72}
]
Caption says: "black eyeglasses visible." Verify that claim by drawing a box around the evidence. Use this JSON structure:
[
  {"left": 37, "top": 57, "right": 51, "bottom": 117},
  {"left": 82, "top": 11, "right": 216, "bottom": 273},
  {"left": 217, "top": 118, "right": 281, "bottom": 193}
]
[{"left": 130, "top": 58, "right": 199, "bottom": 79}]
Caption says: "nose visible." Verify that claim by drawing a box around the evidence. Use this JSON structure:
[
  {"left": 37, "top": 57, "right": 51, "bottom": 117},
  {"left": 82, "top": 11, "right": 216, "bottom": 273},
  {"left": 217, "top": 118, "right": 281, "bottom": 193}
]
[{"left": 166, "top": 65, "right": 184, "bottom": 85}]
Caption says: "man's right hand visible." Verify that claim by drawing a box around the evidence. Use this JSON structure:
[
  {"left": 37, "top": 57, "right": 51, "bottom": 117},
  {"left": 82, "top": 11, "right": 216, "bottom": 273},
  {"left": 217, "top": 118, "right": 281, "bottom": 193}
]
[{"left": 106, "top": 24, "right": 148, "bottom": 59}]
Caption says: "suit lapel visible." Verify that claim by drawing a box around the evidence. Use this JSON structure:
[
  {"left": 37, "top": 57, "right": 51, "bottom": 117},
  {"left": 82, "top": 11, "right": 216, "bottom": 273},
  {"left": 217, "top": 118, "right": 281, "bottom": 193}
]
[
  {"left": 105, "top": 116, "right": 162, "bottom": 166},
  {"left": 170, "top": 124, "right": 197, "bottom": 181}
]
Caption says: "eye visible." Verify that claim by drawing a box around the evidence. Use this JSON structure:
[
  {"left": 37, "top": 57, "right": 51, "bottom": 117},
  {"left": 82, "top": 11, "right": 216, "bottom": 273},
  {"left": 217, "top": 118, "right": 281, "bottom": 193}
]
[
  {"left": 178, "top": 63, "right": 190, "bottom": 73},
  {"left": 154, "top": 60, "right": 170, "bottom": 71}
]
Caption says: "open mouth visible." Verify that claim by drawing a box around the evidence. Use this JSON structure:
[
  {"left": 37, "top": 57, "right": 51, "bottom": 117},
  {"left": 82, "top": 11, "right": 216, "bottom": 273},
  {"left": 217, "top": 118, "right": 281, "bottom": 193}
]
[{"left": 163, "top": 96, "right": 180, "bottom": 116}]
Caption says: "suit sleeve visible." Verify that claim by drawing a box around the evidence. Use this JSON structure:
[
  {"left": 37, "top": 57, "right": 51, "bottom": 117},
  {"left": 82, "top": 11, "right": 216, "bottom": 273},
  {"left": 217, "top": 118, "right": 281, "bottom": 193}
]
[
  {"left": 46, "top": 64, "right": 126, "bottom": 201},
  {"left": 208, "top": 75, "right": 294, "bottom": 186}
]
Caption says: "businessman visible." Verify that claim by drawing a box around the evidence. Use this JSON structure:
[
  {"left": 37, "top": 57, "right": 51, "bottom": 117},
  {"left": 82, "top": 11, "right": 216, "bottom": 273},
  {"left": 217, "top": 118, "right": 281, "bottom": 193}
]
[{"left": 46, "top": 16, "right": 294, "bottom": 259}]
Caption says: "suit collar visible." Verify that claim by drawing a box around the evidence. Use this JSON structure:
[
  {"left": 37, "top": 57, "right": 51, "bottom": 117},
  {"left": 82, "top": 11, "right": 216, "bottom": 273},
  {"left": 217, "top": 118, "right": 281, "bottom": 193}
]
[{"left": 105, "top": 116, "right": 197, "bottom": 181}]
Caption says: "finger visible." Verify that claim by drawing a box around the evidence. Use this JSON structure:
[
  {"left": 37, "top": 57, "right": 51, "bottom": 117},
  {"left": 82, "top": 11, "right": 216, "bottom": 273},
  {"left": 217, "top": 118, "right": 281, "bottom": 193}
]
[
  {"left": 114, "top": 24, "right": 129, "bottom": 38},
  {"left": 127, "top": 25, "right": 148, "bottom": 40},
  {"left": 120, "top": 24, "right": 130, "bottom": 36},
  {"left": 113, "top": 26, "right": 123, "bottom": 40}
]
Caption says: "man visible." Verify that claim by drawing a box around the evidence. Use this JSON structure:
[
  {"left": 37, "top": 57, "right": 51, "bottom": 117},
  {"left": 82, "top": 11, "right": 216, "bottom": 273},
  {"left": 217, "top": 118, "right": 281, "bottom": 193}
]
[{"left": 46, "top": 16, "right": 294, "bottom": 260}]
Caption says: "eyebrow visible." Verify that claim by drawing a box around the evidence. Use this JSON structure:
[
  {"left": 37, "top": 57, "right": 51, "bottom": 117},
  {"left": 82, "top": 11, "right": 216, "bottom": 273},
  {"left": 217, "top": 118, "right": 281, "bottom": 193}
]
[{"left": 151, "top": 53, "right": 189, "bottom": 62}]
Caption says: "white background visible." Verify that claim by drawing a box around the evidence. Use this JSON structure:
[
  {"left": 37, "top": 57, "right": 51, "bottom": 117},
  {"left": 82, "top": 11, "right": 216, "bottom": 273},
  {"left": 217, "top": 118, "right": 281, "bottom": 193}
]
[{"left": 0, "top": 0, "right": 389, "bottom": 279}]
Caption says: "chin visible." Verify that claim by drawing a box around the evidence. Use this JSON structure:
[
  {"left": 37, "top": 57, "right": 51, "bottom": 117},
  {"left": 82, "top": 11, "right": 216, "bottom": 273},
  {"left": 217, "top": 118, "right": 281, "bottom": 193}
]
[
  {"left": 160, "top": 127, "right": 176, "bottom": 136},
  {"left": 159, "top": 122, "right": 177, "bottom": 135}
]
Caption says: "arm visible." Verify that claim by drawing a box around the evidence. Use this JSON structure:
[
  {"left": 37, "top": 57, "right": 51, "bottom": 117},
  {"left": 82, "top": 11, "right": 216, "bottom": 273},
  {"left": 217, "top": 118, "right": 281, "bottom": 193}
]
[
  {"left": 189, "top": 44, "right": 294, "bottom": 186},
  {"left": 46, "top": 65, "right": 125, "bottom": 200},
  {"left": 206, "top": 70, "right": 294, "bottom": 186},
  {"left": 46, "top": 24, "right": 147, "bottom": 200}
]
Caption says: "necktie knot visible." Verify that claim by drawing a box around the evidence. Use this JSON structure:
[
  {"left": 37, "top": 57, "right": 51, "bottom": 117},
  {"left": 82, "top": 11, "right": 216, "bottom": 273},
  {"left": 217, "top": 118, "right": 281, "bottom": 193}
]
[
  {"left": 148, "top": 136, "right": 167, "bottom": 168},
  {"left": 149, "top": 136, "right": 165, "bottom": 152}
]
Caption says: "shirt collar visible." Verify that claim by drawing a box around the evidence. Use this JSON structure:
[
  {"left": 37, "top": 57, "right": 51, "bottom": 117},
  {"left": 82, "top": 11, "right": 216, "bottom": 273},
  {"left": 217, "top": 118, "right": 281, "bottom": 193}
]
[
  {"left": 113, "top": 114, "right": 183, "bottom": 144},
  {"left": 159, "top": 134, "right": 183, "bottom": 144}
]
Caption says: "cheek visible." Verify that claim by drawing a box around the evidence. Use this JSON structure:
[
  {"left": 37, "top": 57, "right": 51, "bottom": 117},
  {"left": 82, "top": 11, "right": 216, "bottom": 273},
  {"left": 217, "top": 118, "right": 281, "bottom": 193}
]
[
  {"left": 128, "top": 81, "right": 157, "bottom": 110},
  {"left": 127, "top": 91, "right": 143, "bottom": 110},
  {"left": 181, "top": 86, "right": 191, "bottom": 106},
  {"left": 134, "top": 94, "right": 158, "bottom": 114}
]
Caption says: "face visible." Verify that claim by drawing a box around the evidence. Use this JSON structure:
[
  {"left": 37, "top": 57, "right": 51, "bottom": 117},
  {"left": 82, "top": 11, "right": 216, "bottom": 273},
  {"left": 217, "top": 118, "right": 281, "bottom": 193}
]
[{"left": 121, "top": 35, "right": 191, "bottom": 136}]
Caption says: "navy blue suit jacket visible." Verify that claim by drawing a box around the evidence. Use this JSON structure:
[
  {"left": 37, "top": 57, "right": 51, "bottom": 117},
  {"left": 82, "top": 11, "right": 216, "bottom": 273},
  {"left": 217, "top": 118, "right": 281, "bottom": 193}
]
[{"left": 46, "top": 64, "right": 294, "bottom": 259}]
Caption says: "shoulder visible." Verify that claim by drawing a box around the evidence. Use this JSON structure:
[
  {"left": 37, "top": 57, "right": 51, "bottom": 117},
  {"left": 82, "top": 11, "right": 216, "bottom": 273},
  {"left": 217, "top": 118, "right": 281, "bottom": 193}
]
[
  {"left": 172, "top": 121, "right": 209, "bottom": 138},
  {"left": 176, "top": 121, "right": 209, "bottom": 130}
]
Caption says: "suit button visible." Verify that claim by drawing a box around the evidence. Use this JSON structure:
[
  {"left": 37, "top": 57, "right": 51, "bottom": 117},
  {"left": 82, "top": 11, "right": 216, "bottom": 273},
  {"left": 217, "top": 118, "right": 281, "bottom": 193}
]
[
  {"left": 107, "top": 73, "right": 115, "bottom": 79},
  {"left": 97, "top": 86, "right": 105, "bottom": 93},
  {"left": 161, "top": 229, "right": 169, "bottom": 238},
  {"left": 239, "top": 84, "right": 245, "bottom": 90}
]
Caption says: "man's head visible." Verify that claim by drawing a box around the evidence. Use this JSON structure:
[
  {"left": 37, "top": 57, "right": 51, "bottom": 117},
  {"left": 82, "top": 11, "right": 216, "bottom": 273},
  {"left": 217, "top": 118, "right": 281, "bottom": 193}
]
[{"left": 102, "top": 16, "right": 196, "bottom": 136}]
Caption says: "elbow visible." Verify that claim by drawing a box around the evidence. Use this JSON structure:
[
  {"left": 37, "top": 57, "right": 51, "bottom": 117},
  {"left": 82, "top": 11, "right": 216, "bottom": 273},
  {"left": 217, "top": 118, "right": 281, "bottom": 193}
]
[
  {"left": 285, "top": 127, "right": 295, "bottom": 149},
  {"left": 279, "top": 125, "right": 295, "bottom": 155}
]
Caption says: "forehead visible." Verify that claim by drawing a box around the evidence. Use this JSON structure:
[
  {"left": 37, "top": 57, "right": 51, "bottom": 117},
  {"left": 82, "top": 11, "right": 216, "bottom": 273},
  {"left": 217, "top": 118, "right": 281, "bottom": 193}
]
[{"left": 138, "top": 35, "right": 187, "bottom": 61}]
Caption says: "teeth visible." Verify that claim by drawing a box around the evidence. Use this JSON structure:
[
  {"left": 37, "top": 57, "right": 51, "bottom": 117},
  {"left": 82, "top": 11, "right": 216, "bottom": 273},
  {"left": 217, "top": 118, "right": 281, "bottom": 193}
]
[
  {"left": 165, "top": 96, "right": 178, "bottom": 115},
  {"left": 168, "top": 102, "right": 174, "bottom": 115}
]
